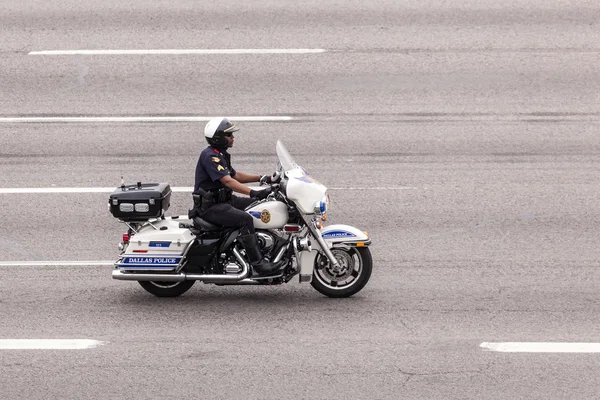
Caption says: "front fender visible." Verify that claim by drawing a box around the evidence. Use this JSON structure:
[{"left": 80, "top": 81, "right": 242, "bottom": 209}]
[{"left": 320, "top": 224, "right": 371, "bottom": 246}]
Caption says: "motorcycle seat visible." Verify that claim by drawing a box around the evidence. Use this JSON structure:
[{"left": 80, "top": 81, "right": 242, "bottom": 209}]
[{"left": 193, "top": 217, "right": 221, "bottom": 231}]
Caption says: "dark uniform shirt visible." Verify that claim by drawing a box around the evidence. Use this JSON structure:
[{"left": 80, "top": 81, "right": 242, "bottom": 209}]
[{"left": 193, "top": 146, "right": 237, "bottom": 194}]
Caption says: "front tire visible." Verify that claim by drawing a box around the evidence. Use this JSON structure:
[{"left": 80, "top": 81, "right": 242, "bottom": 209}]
[
  {"left": 138, "top": 280, "right": 196, "bottom": 297},
  {"left": 311, "top": 247, "right": 372, "bottom": 298}
]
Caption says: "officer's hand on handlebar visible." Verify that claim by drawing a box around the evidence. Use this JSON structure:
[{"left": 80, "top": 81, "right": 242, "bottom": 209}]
[
  {"left": 250, "top": 187, "right": 272, "bottom": 200},
  {"left": 259, "top": 172, "right": 281, "bottom": 186},
  {"left": 259, "top": 174, "right": 272, "bottom": 186}
]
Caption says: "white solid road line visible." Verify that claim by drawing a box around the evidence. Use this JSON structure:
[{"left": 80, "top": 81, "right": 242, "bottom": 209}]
[
  {"left": 0, "top": 339, "right": 105, "bottom": 350},
  {"left": 0, "top": 261, "right": 113, "bottom": 266},
  {"left": 0, "top": 187, "right": 121, "bottom": 193},
  {"left": 29, "top": 49, "right": 327, "bottom": 55},
  {"left": 481, "top": 342, "right": 600, "bottom": 353},
  {"left": 0, "top": 186, "right": 416, "bottom": 194},
  {"left": 0, "top": 116, "right": 293, "bottom": 123}
]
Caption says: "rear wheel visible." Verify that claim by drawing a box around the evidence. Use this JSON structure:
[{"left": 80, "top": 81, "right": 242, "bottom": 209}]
[
  {"left": 138, "top": 280, "right": 195, "bottom": 297},
  {"left": 311, "top": 247, "right": 372, "bottom": 298}
]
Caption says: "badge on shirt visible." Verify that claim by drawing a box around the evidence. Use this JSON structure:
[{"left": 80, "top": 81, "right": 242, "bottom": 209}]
[
  {"left": 212, "top": 157, "right": 220, "bottom": 163},
  {"left": 217, "top": 165, "right": 225, "bottom": 171}
]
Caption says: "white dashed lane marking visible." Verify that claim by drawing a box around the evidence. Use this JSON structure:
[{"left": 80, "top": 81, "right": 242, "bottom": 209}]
[
  {"left": 29, "top": 49, "right": 327, "bottom": 55},
  {"left": 0, "top": 340, "right": 106, "bottom": 350},
  {"left": 0, "top": 261, "right": 113, "bottom": 266},
  {"left": 0, "top": 116, "right": 293, "bottom": 123},
  {"left": 481, "top": 342, "right": 600, "bottom": 353}
]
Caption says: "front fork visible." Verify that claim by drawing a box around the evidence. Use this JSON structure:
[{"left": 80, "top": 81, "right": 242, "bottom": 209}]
[{"left": 302, "top": 215, "right": 340, "bottom": 269}]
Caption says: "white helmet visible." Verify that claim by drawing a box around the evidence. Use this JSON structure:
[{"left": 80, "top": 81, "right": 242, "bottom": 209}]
[{"left": 204, "top": 117, "right": 239, "bottom": 147}]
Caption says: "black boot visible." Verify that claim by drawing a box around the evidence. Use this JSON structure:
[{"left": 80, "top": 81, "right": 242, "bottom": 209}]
[{"left": 239, "top": 233, "right": 280, "bottom": 276}]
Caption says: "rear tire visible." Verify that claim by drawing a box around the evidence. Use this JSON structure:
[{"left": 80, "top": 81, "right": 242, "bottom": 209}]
[
  {"left": 311, "top": 247, "right": 372, "bottom": 298},
  {"left": 138, "top": 280, "right": 195, "bottom": 297}
]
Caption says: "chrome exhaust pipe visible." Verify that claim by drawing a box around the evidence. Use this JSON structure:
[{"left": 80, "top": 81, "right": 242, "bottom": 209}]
[
  {"left": 112, "top": 248, "right": 251, "bottom": 283},
  {"left": 186, "top": 248, "right": 250, "bottom": 283},
  {"left": 214, "top": 278, "right": 261, "bottom": 285},
  {"left": 112, "top": 270, "right": 186, "bottom": 282}
]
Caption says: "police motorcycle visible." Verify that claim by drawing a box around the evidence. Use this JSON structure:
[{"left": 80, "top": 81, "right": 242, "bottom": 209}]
[{"left": 109, "top": 140, "right": 372, "bottom": 298}]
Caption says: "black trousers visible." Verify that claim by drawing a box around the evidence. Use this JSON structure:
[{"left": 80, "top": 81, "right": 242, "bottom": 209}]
[{"left": 200, "top": 195, "right": 256, "bottom": 235}]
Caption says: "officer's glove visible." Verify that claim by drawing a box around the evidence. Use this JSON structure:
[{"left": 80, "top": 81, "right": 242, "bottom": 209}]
[
  {"left": 250, "top": 187, "right": 272, "bottom": 200},
  {"left": 260, "top": 172, "right": 282, "bottom": 186},
  {"left": 259, "top": 174, "right": 273, "bottom": 186}
]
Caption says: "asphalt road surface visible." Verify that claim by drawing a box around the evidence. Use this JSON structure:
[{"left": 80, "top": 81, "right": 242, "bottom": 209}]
[{"left": 2, "top": 1, "right": 600, "bottom": 399}]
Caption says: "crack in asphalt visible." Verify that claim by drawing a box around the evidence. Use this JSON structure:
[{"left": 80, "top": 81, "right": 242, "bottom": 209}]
[
  {"left": 398, "top": 319, "right": 414, "bottom": 334},
  {"left": 322, "top": 364, "right": 493, "bottom": 388},
  {"left": 398, "top": 367, "right": 486, "bottom": 378}
]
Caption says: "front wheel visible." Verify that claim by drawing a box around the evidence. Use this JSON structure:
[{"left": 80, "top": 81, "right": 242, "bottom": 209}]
[
  {"left": 311, "top": 247, "right": 372, "bottom": 298},
  {"left": 138, "top": 280, "right": 196, "bottom": 297}
]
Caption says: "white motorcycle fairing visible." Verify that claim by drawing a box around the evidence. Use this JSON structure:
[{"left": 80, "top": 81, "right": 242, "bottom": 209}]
[{"left": 285, "top": 170, "right": 327, "bottom": 214}]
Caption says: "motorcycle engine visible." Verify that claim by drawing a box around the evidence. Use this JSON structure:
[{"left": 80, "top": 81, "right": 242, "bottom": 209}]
[
  {"left": 220, "top": 253, "right": 242, "bottom": 274},
  {"left": 222, "top": 233, "right": 275, "bottom": 275},
  {"left": 224, "top": 261, "right": 243, "bottom": 274},
  {"left": 256, "top": 232, "right": 275, "bottom": 251}
]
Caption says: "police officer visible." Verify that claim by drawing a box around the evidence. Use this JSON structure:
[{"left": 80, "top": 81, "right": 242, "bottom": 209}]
[{"left": 192, "top": 117, "right": 279, "bottom": 276}]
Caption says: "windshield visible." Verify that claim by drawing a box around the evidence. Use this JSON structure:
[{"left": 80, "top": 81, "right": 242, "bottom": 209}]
[
  {"left": 275, "top": 140, "right": 321, "bottom": 183},
  {"left": 275, "top": 140, "right": 299, "bottom": 174}
]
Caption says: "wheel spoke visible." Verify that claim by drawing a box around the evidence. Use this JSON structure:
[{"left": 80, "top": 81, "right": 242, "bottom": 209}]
[{"left": 314, "top": 248, "right": 363, "bottom": 290}]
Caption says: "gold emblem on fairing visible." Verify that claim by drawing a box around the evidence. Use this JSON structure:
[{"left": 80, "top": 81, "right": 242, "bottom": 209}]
[
  {"left": 212, "top": 157, "right": 220, "bottom": 163},
  {"left": 260, "top": 209, "right": 271, "bottom": 224}
]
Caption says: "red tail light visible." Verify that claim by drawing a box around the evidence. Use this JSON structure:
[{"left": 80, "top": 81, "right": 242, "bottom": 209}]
[
  {"left": 284, "top": 224, "right": 301, "bottom": 232},
  {"left": 122, "top": 234, "right": 130, "bottom": 243}
]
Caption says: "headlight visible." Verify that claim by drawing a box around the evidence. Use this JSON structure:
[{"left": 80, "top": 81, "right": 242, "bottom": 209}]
[
  {"left": 135, "top": 203, "right": 150, "bottom": 212},
  {"left": 119, "top": 203, "right": 134, "bottom": 212},
  {"left": 313, "top": 193, "right": 329, "bottom": 214}
]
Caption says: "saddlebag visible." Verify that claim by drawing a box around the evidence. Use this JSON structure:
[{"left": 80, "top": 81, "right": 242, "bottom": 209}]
[{"left": 109, "top": 182, "right": 171, "bottom": 221}]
